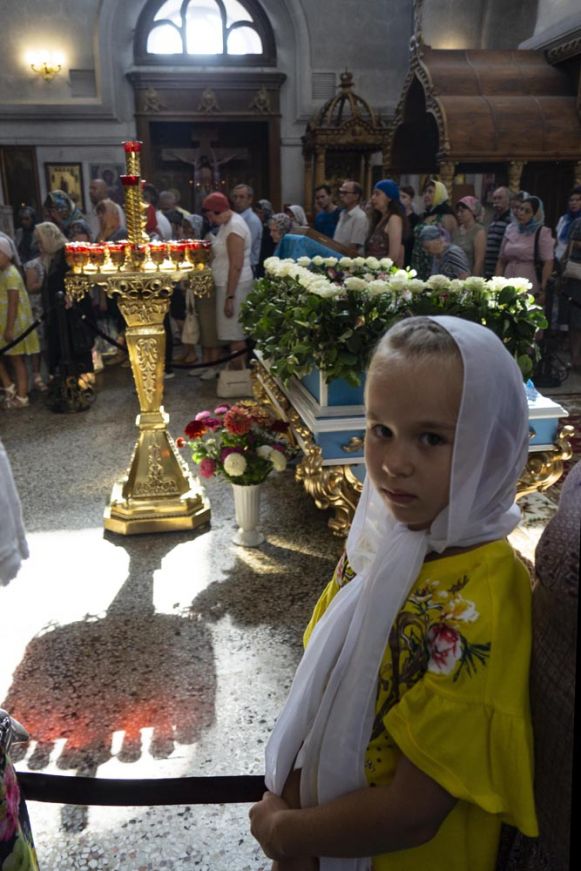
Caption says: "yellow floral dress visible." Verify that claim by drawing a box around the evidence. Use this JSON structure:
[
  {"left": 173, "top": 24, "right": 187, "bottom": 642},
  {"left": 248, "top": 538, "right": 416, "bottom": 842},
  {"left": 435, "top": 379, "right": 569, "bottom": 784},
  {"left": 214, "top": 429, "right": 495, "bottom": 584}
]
[
  {"left": 304, "top": 540, "right": 539, "bottom": 871},
  {"left": 0, "top": 265, "right": 40, "bottom": 356}
]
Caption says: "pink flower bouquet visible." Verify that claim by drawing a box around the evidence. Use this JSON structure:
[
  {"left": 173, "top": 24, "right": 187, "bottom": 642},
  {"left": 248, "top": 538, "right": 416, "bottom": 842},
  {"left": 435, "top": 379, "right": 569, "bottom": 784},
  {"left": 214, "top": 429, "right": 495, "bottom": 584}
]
[{"left": 183, "top": 400, "right": 295, "bottom": 485}]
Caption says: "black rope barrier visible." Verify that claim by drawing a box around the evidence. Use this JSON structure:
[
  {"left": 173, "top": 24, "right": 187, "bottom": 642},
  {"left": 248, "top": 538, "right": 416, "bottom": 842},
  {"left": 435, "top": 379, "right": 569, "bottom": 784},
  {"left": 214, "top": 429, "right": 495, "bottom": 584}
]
[
  {"left": 18, "top": 772, "right": 266, "bottom": 806},
  {"left": 1, "top": 303, "right": 253, "bottom": 371}
]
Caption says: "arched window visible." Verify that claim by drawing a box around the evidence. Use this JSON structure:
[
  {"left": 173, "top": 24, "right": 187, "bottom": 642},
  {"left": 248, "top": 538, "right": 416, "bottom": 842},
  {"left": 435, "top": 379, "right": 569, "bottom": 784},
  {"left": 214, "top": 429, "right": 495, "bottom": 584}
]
[{"left": 135, "top": 0, "right": 276, "bottom": 66}]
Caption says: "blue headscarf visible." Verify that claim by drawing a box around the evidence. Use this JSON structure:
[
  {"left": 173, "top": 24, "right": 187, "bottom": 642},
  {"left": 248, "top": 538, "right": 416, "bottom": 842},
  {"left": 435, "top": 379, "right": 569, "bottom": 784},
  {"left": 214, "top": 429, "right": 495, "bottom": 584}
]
[
  {"left": 374, "top": 179, "right": 400, "bottom": 202},
  {"left": 517, "top": 196, "right": 545, "bottom": 235}
]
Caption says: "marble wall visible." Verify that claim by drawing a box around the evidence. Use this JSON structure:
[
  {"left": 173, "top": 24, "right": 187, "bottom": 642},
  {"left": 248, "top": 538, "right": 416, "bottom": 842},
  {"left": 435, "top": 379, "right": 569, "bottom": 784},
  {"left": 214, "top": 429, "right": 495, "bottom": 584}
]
[{"left": 0, "top": 0, "right": 576, "bottom": 208}]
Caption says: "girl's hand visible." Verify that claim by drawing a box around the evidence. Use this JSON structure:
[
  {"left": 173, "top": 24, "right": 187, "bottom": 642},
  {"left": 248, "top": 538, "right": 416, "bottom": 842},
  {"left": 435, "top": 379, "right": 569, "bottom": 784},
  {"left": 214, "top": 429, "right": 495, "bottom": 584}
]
[
  {"left": 224, "top": 296, "right": 235, "bottom": 318},
  {"left": 3, "top": 327, "right": 14, "bottom": 344},
  {"left": 249, "top": 790, "right": 290, "bottom": 860}
]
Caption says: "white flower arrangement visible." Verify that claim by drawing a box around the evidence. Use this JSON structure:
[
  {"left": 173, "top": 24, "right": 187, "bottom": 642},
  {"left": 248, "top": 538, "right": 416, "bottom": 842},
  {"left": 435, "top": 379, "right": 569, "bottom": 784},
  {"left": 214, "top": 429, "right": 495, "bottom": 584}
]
[{"left": 224, "top": 452, "right": 247, "bottom": 477}]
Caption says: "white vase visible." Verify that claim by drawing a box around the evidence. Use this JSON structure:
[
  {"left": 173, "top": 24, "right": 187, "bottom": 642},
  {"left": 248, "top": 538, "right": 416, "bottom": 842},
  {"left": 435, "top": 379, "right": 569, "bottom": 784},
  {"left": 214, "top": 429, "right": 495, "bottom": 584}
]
[{"left": 231, "top": 483, "right": 264, "bottom": 547}]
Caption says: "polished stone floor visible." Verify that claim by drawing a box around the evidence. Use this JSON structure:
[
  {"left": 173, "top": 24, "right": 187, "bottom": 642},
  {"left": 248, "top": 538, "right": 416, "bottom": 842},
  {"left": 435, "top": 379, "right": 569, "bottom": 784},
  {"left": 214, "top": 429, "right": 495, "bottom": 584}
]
[{"left": 0, "top": 359, "right": 578, "bottom": 870}]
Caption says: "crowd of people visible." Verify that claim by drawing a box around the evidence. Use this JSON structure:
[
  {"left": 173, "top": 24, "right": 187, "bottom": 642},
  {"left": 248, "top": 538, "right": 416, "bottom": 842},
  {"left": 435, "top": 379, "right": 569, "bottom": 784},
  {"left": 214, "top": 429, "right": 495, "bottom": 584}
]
[{"left": 2, "top": 173, "right": 581, "bottom": 410}]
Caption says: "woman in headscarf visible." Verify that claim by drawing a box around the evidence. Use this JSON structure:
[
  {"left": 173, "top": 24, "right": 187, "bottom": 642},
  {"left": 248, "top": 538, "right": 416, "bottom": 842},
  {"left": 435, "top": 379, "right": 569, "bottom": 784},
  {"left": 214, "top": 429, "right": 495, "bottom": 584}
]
[
  {"left": 495, "top": 196, "right": 554, "bottom": 300},
  {"left": 452, "top": 196, "right": 486, "bottom": 276},
  {"left": 43, "top": 190, "right": 84, "bottom": 238},
  {"left": 411, "top": 179, "right": 458, "bottom": 279},
  {"left": 33, "top": 221, "right": 94, "bottom": 380},
  {"left": 365, "top": 179, "right": 408, "bottom": 267},
  {"left": 14, "top": 207, "right": 39, "bottom": 264},
  {"left": 284, "top": 204, "right": 309, "bottom": 230},
  {"left": 255, "top": 199, "right": 276, "bottom": 278}
]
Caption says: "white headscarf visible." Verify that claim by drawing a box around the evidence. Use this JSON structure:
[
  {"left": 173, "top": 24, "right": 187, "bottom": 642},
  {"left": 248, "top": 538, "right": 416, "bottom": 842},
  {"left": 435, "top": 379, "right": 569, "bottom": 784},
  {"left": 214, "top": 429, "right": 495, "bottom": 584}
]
[
  {"left": 265, "top": 316, "right": 529, "bottom": 871},
  {"left": 0, "top": 439, "right": 29, "bottom": 585},
  {"left": 287, "top": 204, "right": 309, "bottom": 228},
  {"left": 0, "top": 232, "right": 20, "bottom": 267}
]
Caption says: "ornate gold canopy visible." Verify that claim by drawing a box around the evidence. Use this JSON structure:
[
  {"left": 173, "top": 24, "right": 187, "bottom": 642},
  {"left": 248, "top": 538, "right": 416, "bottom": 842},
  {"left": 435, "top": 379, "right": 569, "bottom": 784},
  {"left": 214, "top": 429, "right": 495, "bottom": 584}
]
[{"left": 302, "top": 71, "right": 389, "bottom": 210}]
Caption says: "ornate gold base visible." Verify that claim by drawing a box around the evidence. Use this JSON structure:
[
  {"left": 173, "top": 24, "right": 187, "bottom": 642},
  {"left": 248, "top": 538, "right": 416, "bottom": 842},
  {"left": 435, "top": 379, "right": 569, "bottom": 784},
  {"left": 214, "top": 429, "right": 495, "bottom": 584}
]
[
  {"left": 103, "top": 419, "right": 211, "bottom": 536},
  {"left": 104, "top": 485, "right": 210, "bottom": 535}
]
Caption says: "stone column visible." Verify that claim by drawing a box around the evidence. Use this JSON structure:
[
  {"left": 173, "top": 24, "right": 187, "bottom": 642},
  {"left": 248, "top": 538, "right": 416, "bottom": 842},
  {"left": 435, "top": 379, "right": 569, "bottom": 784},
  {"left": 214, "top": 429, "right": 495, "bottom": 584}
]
[{"left": 574, "top": 161, "right": 581, "bottom": 187}]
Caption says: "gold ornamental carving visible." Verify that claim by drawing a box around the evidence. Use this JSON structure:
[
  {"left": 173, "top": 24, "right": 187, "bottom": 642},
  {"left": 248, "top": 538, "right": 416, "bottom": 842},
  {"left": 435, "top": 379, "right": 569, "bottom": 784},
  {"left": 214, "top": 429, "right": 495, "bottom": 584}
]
[
  {"left": 142, "top": 87, "right": 166, "bottom": 113},
  {"left": 64, "top": 140, "right": 212, "bottom": 535},
  {"left": 198, "top": 87, "right": 220, "bottom": 113},
  {"left": 516, "top": 426, "right": 574, "bottom": 500},
  {"left": 249, "top": 87, "right": 271, "bottom": 114},
  {"left": 134, "top": 337, "right": 158, "bottom": 407},
  {"left": 508, "top": 161, "right": 527, "bottom": 193}
]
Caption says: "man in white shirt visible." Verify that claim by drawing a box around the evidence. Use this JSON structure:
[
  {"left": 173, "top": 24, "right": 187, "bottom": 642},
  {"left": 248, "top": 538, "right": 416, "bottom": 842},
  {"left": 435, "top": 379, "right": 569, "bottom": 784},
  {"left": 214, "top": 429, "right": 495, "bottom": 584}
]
[
  {"left": 231, "top": 184, "right": 263, "bottom": 274},
  {"left": 333, "top": 180, "right": 368, "bottom": 255},
  {"left": 87, "top": 178, "right": 125, "bottom": 239}
]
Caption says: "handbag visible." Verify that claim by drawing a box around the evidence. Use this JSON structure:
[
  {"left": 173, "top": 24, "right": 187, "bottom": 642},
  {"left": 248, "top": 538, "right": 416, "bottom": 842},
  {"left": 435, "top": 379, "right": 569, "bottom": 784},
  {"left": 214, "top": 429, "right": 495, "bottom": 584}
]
[
  {"left": 216, "top": 368, "right": 253, "bottom": 398},
  {"left": 181, "top": 288, "right": 200, "bottom": 345},
  {"left": 562, "top": 259, "right": 581, "bottom": 281}
]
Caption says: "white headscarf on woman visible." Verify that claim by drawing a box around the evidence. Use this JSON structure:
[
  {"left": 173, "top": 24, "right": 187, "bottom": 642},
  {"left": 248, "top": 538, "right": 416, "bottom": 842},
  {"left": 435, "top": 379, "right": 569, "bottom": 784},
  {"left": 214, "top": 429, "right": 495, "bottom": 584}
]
[
  {"left": 286, "top": 204, "right": 309, "bottom": 228},
  {"left": 34, "top": 221, "right": 68, "bottom": 267},
  {"left": 265, "top": 316, "right": 529, "bottom": 871}
]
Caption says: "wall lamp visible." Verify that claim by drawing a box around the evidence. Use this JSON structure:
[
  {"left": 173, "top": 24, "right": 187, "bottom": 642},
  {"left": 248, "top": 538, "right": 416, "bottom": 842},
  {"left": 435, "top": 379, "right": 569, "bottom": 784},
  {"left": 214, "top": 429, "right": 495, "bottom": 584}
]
[{"left": 27, "top": 51, "right": 65, "bottom": 81}]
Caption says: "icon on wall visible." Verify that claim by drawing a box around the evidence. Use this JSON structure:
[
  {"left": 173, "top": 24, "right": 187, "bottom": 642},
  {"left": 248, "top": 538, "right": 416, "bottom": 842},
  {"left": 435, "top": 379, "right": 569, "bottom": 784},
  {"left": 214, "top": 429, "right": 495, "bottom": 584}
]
[{"left": 44, "top": 162, "right": 85, "bottom": 212}]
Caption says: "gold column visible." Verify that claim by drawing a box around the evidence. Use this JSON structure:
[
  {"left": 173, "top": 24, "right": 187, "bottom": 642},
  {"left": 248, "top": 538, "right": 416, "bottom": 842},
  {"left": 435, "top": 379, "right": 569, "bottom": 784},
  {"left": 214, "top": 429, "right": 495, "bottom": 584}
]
[
  {"left": 508, "top": 160, "right": 527, "bottom": 193},
  {"left": 438, "top": 160, "right": 456, "bottom": 198},
  {"left": 304, "top": 154, "right": 314, "bottom": 216},
  {"left": 315, "top": 148, "right": 327, "bottom": 189}
]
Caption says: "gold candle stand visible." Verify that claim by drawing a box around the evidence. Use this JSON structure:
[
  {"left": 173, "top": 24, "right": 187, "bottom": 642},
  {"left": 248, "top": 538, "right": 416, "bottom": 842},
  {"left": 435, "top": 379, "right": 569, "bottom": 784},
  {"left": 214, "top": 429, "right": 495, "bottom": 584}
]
[{"left": 65, "top": 141, "right": 213, "bottom": 535}]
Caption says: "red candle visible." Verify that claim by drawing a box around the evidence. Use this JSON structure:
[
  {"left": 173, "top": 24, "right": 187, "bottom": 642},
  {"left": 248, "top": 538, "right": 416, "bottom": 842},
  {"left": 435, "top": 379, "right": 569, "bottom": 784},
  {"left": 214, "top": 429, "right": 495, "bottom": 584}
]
[
  {"left": 122, "top": 140, "right": 143, "bottom": 153},
  {"left": 120, "top": 174, "right": 140, "bottom": 186}
]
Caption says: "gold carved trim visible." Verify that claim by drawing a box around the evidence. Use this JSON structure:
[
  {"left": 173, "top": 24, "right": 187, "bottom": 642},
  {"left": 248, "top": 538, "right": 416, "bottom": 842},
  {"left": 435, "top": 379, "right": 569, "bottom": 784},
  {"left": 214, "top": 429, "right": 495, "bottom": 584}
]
[
  {"left": 135, "top": 337, "right": 159, "bottom": 406},
  {"left": 517, "top": 425, "right": 574, "bottom": 500}
]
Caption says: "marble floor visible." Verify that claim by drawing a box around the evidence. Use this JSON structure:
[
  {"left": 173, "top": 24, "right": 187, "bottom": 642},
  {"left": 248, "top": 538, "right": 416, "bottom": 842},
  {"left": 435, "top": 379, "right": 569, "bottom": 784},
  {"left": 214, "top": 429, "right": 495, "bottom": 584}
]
[{"left": 0, "top": 359, "right": 578, "bottom": 870}]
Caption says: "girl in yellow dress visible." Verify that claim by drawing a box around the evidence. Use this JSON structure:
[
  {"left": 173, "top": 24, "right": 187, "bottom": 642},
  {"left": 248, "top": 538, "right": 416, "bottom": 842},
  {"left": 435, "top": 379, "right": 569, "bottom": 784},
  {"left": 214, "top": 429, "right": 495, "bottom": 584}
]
[
  {"left": 250, "top": 316, "right": 538, "bottom": 871},
  {"left": 0, "top": 237, "right": 40, "bottom": 409}
]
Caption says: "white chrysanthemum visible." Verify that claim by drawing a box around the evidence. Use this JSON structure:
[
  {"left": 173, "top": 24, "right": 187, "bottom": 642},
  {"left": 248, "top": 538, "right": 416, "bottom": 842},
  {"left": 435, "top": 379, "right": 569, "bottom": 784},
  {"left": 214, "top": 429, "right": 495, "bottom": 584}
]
[
  {"left": 263, "top": 256, "right": 280, "bottom": 274},
  {"left": 485, "top": 276, "right": 510, "bottom": 292},
  {"left": 449, "top": 279, "right": 464, "bottom": 293},
  {"left": 257, "top": 445, "right": 273, "bottom": 459},
  {"left": 352, "top": 256, "right": 366, "bottom": 267},
  {"left": 309, "top": 281, "right": 340, "bottom": 298},
  {"left": 364, "top": 256, "right": 380, "bottom": 270},
  {"left": 462, "top": 276, "right": 487, "bottom": 293},
  {"left": 407, "top": 278, "right": 425, "bottom": 293},
  {"left": 224, "top": 452, "right": 247, "bottom": 477},
  {"left": 323, "top": 256, "right": 338, "bottom": 266},
  {"left": 297, "top": 256, "right": 311, "bottom": 267},
  {"left": 510, "top": 276, "right": 534, "bottom": 293},
  {"left": 344, "top": 276, "right": 368, "bottom": 291},
  {"left": 311, "top": 255, "right": 324, "bottom": 266},
  {"left": 366, "top": 279, "right": 391, "bottom": 296},
  {"left": 270, "top": 450, "right": 287, "bottom": 472},
  {"left": 379, "top": 257, "right": 394, "bottom": 270},
  {"left": 338, "top": 257, "right": 354, "bottom": 268},
  {"left": 426, "top": 274, "right": 452, "bottom": 291},
  {"left": 388, "top": 270, "right": 412, "bottom": 291}
]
